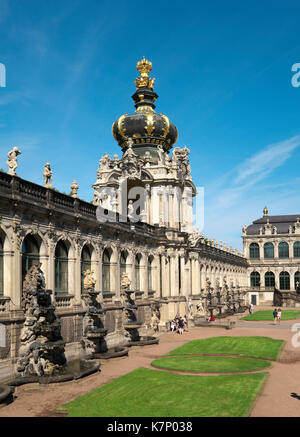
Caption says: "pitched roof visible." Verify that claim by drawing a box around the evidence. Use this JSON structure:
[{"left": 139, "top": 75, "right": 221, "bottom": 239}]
[{"left": 246, "top": 215, "right": 300, "bottom": 235}]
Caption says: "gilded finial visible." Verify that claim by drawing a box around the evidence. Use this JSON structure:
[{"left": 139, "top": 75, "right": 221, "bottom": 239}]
[
  {"left": 135, "top": 57, "right": 155, "bottom": 90},
  {"left": 263, "top": 206, "right": 268, "bottom": 217}
]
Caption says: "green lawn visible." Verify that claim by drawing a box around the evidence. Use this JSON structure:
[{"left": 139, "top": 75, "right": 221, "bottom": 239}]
[
  {"left": 61, "top": 367, "right": 268, "bottom": 417},
  {"left": 60, "top": 336, "right": 282, "bottom": 417},
  {"left": 241, "top": 310, "right": 300, "bottom": 322},
  {"left": 166, "top": 336, "right": 284, "bottom": 360},
  {"left": 152, "top": 355, "right": 271, "bottom": 373}
]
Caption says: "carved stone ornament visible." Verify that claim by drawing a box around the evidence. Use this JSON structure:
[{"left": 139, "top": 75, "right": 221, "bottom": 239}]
[{"left": 119, "top": 149, "right": 144, "bottom": 180}]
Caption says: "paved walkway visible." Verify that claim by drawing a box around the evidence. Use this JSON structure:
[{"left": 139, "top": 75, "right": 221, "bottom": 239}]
[{"left": 1, "top": 308, "right": 300, "bottom": 417}]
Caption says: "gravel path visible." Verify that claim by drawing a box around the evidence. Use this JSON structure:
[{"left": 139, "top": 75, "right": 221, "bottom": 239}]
[{"left": 0, "top": 308, "right": 300, "bottom": 417}]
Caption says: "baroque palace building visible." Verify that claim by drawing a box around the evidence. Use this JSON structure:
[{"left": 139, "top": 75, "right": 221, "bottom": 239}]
[
  {"left": 243, "top": 206, "right": 300, "bottom": 305},
  {"left": 0, "top": 58, "right": 248, "bottom": 381}
]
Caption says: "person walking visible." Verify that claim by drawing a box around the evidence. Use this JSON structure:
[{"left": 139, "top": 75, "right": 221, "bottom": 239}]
[
  {"left": 178, "top": 317, "right": 184, "bottom": 335},
  {"left": 273, "top": 308, "right": 278, "bottom": 324},
  {"left": 183, "top": 315, "right": 188, "bottom": 331},
  {"left": 170, "top": 319, "right": 176, "bottom": 332},
  {"left": 277, "top": 308, "right": 282, "bottom": 325}
]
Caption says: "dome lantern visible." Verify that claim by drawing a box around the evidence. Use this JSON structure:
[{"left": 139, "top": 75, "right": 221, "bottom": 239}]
[{"left": 112, "top": 58, "right": 178, "bottom": 161}]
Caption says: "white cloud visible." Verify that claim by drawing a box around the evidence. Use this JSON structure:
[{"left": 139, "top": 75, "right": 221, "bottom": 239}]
[
  {"left": 203, "top": 134, "right": 300, "bottom": 250},
  {"left": 234, "top": 135, "right": 300, "bottom": 185}
]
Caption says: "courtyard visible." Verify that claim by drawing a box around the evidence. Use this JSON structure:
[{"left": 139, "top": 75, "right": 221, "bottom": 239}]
[{"left": 1, "top": 306, "right": 300, "bottom": 417}]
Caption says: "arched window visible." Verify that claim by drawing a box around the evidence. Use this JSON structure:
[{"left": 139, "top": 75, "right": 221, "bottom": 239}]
[
  {"left": 81, "top": 246, "right": 91, "bottom": 292},
  {"left": 265, "top": 271, "right": 275, "bottom": 287},
  {"left": 249, "top": 243, "right": 260, "bottom": 259},
  {"left": 148, "top": 256, "right": 153, "bottom": 291},
  {"left": 279, "top": 271, "right": 290, "bottom": 290},
  {"left": 250, "top": 272, "right": 260, "bottom": 287},
  {"left": 120, "top": 251, "right": 127, "bottom": 286},
  {"left": 0, "top": 238, "right": 3, "bottom": 296},
  {"left": 135, "top": 254, "right": 141, "bottom": 291},
  {"left": 294, "top": 242, "right": 300, "bottom": 258},
  {"left": 102, "top": 248, "right": 111, "bottom": 292},
  {"left": 294, "top": 271, "right": 300, "bottom": 290},
  {"left": 278, "top": 242, "right": 289, "bottom": 258},
  {"left": 55, "top": 241, "right": 68, "bottom": 294},
  {"left": 22, "top": 235, "right": 40, "bottom": 282},
  {"left": 264, "top": 243, "right": 274, "bottom": 259}
]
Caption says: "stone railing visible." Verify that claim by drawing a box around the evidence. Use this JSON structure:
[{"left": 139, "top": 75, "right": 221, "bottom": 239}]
[
  {"left": 198, "top": 243, "right": 248, "bottom": 266},
  {"left": 55, "top": 294, "right": 74, "bottom": 308},
  {"left": 18, "top": 178, "right": 47, "bottom": 202},
  {"left": 246, "top": 286, "right": 275, "bottom": 292},
  {"left": 0, "top": 297, "right": 10, "bottom": 313},
  {"left": 0, "top": 172, "right": 165, "bottom": 239}
]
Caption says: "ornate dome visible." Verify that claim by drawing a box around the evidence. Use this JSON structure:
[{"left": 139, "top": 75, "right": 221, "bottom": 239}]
[{"left": 112, "top": 58, "right": 178, "bottom": 161}]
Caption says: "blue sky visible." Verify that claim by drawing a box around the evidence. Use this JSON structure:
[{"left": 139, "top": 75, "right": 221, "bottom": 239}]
[{"left": 0, "top": 0, "right": 300, "bottom": 250}]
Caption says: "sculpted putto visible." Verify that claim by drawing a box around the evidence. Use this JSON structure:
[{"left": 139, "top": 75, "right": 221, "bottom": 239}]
[
  {"left": 43, "top": 163, "right": 53, "bottom": 188},
  {"left": 6, "top": 146, "right": 21, "bottom": 175},
  {"left": 83, "top": 269, "right": 96, "bottom": 291}
]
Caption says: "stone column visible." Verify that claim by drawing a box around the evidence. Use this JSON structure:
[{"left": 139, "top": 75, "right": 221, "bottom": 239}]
[
  {"left": 194, "top": 258, "right": 200, "bottom": 295},
  {"left": 73, "top": 248, "right": 81, "bottom": 304},
  {"left": 169, "top": 190, "right": 174, "bottom": 229},
  {"left": 3, "top": 249, "right": 14, "bottom": 299},
  {"left": 161, "top": 254, "right": 169, "bottom": 297},
  {"left": 110, "top": 262, "right": 117, "bottom": 294},
  {"left": 91, "top": 248, "right": 101, "bottom": 291},
  {"left": 153, "top": 255, "right": 160, "bottom": 298},
  {"left": 169, "top": 254, "right": 179, "bottom": 296},
  {"left": 128, "top": 252, "right": 135, "bottom": 290},
  {"left": 140, "top": 253, "right": 147, "bottom": 297},
  {"left": 98, "top": 248, "right": 103, "bottom": 292},
  {"left": 115, "top": 248, "right": 121, "bottom": 298},
  {"left": 183, "top": 256, "right": 191, "bottom": 297},
  {"left": 68, "top": 255, "right": 76, "bottom": 298},
  {"left": 48, "top": 244, "right": 55, "bottom": 297},
  {"left": 145, "top": 184, "right": 151, "bottom": 225}
]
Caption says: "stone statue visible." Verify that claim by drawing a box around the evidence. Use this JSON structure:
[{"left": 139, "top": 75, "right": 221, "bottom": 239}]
[
  {"left": 83, "top": 269, "right": 96, "bottom": 291},
  {"left": 187, "top": 297, "right": 194, "bottom": 318},
  {"left": 6, "top": 146, "right": 21, "bottom": 175},
  {"left": 188, "top": 232, "right": 201, "bottom": 247},
  {"left": 242, "top": 225, "right": 247, "bottom": 234},
  {"left": 165, "top": 154, "right": 172, "bottom": 172},
  {"left": 157, "top": 145, "right": 165, "bottom": 164},
  {"left": 43, "top": 163, "right": 53, "bottom": 188},
  {"left": 127, "top": 137, "right": 134, "bottom": 148},
  {"left": 18, "top": 263, "right": 66, "bottom": 377},
  {"left": 121, "top": 272, "right": 131, "bottom": 291},
  {"left": 196, "top": 298, "right": 205, "bottom": 315},
  {"left": 99, "top": 153, "right": 110, "bottom": 171},
  {"left": 123, "top": 139, "right": 135, "bottom": 159},
  {"left": 144, "top": 151, "right": 151, "bottom": 166},
  {"left": 151, "top": 305, "right": 160, "bottom": 333},
  {"left": 113, "top": 154, "right": 120, "bottom": 168},
  {"left": 128, "top": 200, "right": 135, "bottom": 220},
  {"left": 70, "top": 180, "right": 79, "bottom": 198}
]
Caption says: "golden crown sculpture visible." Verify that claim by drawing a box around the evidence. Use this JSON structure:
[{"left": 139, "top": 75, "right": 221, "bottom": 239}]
[{"left": 134, "top": 57, "right": 155, "bottom": 89}]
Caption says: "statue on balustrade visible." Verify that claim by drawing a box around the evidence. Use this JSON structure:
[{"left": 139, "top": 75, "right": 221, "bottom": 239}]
[
  {"left": 6, "top": 146, "right": 21, "bottom": 176},
  {"left": 43, "top": 163, "right": 53, "bottom": 188}
]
